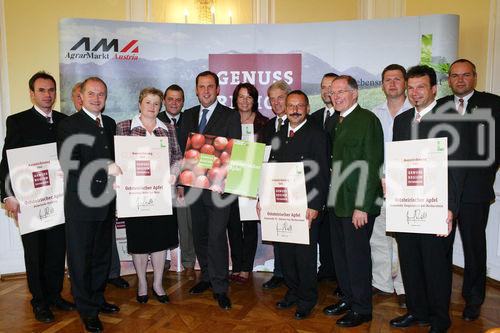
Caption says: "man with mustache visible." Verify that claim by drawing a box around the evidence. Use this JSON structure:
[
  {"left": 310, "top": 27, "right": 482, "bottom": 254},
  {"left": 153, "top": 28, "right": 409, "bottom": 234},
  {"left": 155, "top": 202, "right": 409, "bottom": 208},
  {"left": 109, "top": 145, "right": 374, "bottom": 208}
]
[{"left": 265, "top": 90, "right": 329, "bottom": 320}]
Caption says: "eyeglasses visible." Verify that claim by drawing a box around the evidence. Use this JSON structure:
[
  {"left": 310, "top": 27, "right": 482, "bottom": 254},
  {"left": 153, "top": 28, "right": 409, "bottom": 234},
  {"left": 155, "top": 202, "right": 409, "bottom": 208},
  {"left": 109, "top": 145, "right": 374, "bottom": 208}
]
[
  {"left": 286, "top": 104, "right": 307, "bottom": 110},
  {"left": 329, "top": 90, "right": 354, "bottom": 96}
]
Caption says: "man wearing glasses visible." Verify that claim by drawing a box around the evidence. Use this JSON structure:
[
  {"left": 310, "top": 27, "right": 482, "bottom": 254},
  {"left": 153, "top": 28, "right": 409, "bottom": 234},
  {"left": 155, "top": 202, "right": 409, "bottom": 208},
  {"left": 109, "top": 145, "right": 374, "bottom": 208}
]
[{"left": 323, "top": 75, "right": 384, "bottom": 327}]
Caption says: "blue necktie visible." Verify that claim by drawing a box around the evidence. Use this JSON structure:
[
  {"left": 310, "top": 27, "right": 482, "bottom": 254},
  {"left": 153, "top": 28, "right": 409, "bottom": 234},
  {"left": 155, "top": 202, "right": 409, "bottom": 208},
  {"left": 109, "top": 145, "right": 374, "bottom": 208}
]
[{"left": 199, "top": 108, "right": 209, "bottom": 133}]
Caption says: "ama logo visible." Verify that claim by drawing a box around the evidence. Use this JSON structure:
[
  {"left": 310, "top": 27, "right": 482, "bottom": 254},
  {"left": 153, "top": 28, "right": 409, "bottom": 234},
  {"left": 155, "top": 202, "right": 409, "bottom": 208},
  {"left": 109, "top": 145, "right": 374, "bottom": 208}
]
[{"left": 66, "top": 37, "right": 139, "bottom": 61}]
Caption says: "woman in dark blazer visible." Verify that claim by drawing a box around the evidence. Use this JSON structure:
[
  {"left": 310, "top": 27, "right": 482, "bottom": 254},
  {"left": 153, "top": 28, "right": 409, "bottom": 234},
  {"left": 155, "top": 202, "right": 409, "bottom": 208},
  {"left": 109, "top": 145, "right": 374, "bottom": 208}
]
[
  {"left": 227, "top": 83, "right": 268, "bottom": 283},
  {"left": 116, "top": 87, "right": 182, "bottom": 304}
]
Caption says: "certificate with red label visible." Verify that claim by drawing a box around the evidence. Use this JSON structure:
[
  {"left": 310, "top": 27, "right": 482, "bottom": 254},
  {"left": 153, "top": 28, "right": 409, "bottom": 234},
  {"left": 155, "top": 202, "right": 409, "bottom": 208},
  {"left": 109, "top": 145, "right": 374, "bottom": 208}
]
[
  {"left": 114, "top": 136, "right": 172, "bottom": 218},
  {"left": 259, "top": 162, "right": 309, "bottom": 245},
  {"left": 6, "top": 143, "right": 65, "bottom": 235},
  {"left": 385, "top": 138, "right": 448, "bottom": 234}
]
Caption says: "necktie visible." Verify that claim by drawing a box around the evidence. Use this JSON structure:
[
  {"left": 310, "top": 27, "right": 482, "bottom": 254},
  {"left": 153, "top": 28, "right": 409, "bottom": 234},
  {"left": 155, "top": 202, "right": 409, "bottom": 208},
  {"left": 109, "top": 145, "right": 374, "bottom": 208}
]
[
  {"left": 338, "top": 115, "right": 344, "bottom": 124},
  {"left": 96, "top": 117, "right": 101, "bottom": 127},
  {"left": 172, "top": 118, "right": 177, "bottom": 126},
  {"left": 414, "top": 112, "right": 422, "bottom": 123},
  {"left": 199, "top": 108, "right": 209, "bottom": 133},
  {"left": 277, "top": 118, "right": 283, "bottom": 132},
  {"left": 324, "top": 109, "right": 331, "bottom": 129},
  {"left": 458, "top": 98, "right": 465, "bottom": 115},
  {"left": 289, "top": 130, "right": 294, "bottom": 138},
  {"left": 46, "top": 116, "right": 51, "bottom": 124}
]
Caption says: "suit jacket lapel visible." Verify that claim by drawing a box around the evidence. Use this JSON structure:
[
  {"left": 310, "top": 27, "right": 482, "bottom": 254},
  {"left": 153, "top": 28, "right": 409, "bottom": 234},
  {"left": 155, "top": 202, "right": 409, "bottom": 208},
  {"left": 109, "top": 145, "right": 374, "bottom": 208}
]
[
  {"left": 191, "top": 108, "right": 200, "bottom": 133},
  {"left": 202, "top": 103, "right": 223, "bottom": 134},
  {"left": 466, "top": 90, "right": 479, "bottom": 114}
]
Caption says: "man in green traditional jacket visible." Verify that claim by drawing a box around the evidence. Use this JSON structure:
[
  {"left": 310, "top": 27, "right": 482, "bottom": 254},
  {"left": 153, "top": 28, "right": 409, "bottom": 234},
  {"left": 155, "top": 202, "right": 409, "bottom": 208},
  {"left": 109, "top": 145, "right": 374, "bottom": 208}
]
[{"left": 323, "top": 75, "right": 384, "bottom": 328}]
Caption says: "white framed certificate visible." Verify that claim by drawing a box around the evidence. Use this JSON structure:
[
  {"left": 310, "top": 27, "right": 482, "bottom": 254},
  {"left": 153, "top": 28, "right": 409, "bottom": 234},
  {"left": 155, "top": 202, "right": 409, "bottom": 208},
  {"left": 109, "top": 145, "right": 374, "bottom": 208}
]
[
  {"left": 6, "top": 143, "right": 65, "bottom": 235},
  {"left": 259, "top": 162, "right": 309, "bottom": 244},
  {"left": 386, "top": 138, "right": 448, "bottom": 234},
  {"left": 114, "top": 136, "right": 172, "bottom": 218}
]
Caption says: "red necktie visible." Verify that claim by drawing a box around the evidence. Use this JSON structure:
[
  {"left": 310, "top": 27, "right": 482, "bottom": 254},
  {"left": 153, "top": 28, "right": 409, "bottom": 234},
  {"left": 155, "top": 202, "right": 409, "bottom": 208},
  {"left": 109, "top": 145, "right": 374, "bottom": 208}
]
[
  {"left": 96, "top": 117, "right": 101, "bottom": 127},
  {"left": 289, "top": 130, "right": 294, "bottom": 138}
]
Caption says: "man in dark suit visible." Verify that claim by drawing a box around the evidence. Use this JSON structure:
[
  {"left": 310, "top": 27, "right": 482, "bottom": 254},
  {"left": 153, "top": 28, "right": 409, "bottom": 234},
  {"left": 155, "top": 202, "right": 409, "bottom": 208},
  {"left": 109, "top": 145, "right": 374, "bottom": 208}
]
[
  {"left": 258, "top": 80, "right": 290, "bottom": 289},
  {"left": 158, "top": 84, "right": 184, "bottom": 129},
  {"left": 389, "top": 65, "right": 464, "bottom": 333},
  {"left": 178, "top": 71, "right": 241, "bottom": 309},
  {"left": 0, "top": 71, "right": 75, "bottom": 323},
  {"left": 265, "top": 90, "right": 329, "bottom": 319},
  {"left": 323, "top": 75, "right": 384, "bottom": 327},
  {"left": 437, "top": 59, "right": 500, "bottom": 321},
  {"left": 58, "top": 77, "right": 121, "bottom": 332},
  {"left": 308, "top": 72, "right": 338, "bottom": 284},
  {"left": 159, "top": 84, "right": 196, "bottom": 278}
]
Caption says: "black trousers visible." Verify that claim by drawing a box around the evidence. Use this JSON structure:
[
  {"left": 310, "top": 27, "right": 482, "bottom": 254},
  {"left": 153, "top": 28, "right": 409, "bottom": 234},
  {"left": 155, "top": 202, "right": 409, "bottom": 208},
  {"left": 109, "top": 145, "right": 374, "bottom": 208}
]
[
  {"left": 396, "top": 232, "right": 453, "bottom": 331},
  {"left": 227, "top": 200, "right": 258, "bottom": 272},
  {"left": 66, "top": 217, "right": 112, "bottom": 318},
  {"left": 453, "top": 202, "right": 490, "bottom": 307},
  {"left": 21, "top": 223, "right": 66, "bottom": 307},
  {"left": 278, "top": 219, "right": 319, "bottom": 312},
  {"left": 108, "top": 219, "right": 121, "bottom": 279},
  {"left": 330, "top": 213, "right": 375, "bottom": 315},
  {"left": 190, "top": 189, "right": 234, "bottom": 293},
  {"left": 317, "top": 210, "right": 335, "bottom": 278}
]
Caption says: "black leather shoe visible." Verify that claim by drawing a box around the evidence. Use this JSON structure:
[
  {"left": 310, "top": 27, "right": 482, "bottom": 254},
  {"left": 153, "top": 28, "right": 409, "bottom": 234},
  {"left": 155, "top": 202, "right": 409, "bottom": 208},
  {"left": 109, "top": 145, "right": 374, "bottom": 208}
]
[
  {"left": 189, "top": 281, "right": 211, "bottom": 294},
  {"left": 50, "top": 297, "right": 76, "bottom": 311},
  {"left": 294, "top": 309, "right": 311, "bottom": 320},
  {"left": 428, "top": 327, "right": 447, "bottom": 333},
  {"left": 323, "top": 301, "right": 350, "bottom": 316},
  {"left": 334, "top": 287, "right": 344, "bottom": 298},
  {"left": 82, "top": 316, "right": 103, "bottom": 332},
  {"left": 152, "top": 287, "right": 169, "bottom": 303},
  {"left": 99, "top": 302, "right": 120, "bottom": 313},
  {"left": 262, "top": 276, "right": 284, "bottom": 289},
  {"left": 276, "top": 299, "right": 296, "bottom": 309},
  {"left": 136, "top": 294, "right": 149, "bottom": 304},
  {"left": 33, "top": 305, "right": 55, "bottom": 323},
  {"left": 462, "top": 304, "right": 480, "bottom": 321},
  {"left": 107, "top": 277, "right": 130, "bottom": 289},
  {"left": 390, "top": 313, "right": 430, "bottom": 328},
  {"left": 336, "top": 311, "right": 372, "bottom": 327},
  {"left": 213, "top": 293, "right": 231, "bottom": 310}
]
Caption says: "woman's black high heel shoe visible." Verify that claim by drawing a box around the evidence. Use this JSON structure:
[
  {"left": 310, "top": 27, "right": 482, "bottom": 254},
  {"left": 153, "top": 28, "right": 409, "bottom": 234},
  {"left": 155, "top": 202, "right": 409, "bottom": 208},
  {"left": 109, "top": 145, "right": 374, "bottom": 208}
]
[{"left": 152, "top": 287, "right": 169, "bottom": 303}]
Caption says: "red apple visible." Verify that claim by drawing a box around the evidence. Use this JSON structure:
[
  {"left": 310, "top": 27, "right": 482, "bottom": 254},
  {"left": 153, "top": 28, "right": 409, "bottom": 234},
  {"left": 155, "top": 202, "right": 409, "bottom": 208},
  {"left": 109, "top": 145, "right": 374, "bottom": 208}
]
[
  {"left": 190, "top": 133, "right": 205, "bottom": 149},
  {"left": 179, "top": 170, "right": 194, "bottom": 186},
  {"left": 220, "top": 151, "right": 231, "bottom": 165},
  {"left": 213, "top": 136, "right": 228, "bottom": 150},
  {"left": 212, "top": 157, "right": 221, "bottom": 168},
  {"left": 193, "top": 165, "right": 207, "bottom": 176},
  {"left": 194, "top": 175, "right": 210, "bottom": 188},
  {"left": 200, "top": 144, "right": 215, "bottom": 155},
  {"left": 184, "top": 149, "right": 200, "bottom": 164},
  {"left": 225, "top": 139, "right": 234, "bottom": 153},
  {"left": 208, "top": 167, "right": 225, "bottom": 183}
]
